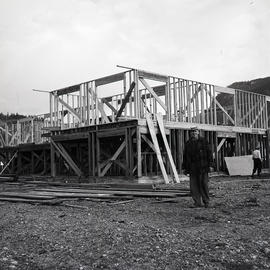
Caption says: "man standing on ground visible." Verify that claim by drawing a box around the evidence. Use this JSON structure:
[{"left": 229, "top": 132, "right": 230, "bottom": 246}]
[
  {"left": 252, "top": 144, "right": 262, "bottom": 178},
  {"left": 182, "top": 127, "right": 213, "bottom": 208}
]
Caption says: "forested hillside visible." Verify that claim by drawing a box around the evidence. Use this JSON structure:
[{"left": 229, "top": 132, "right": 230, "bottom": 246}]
[{"left": 228, "top": 77, "right": 270, "bottom": 95}]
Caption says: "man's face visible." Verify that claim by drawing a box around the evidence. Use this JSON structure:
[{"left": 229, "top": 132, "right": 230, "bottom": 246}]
[{"left": 190, "top": 129, "right": 199, "bottom": 140}]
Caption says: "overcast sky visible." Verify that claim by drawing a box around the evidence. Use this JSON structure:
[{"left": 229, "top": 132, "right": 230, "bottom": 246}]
[{"left": 0, "top": 0, "right": 269, "bottom": 115}]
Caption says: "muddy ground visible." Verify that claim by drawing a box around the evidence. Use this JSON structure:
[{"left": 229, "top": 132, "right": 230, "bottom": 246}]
[{"left": 0, "top": 175, "right": 270, "bottom": 270}]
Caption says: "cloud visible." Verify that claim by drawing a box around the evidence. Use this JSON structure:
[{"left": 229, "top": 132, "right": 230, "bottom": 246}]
[{"left": 0, "top": 0, "right": 269, "bottom": 114}]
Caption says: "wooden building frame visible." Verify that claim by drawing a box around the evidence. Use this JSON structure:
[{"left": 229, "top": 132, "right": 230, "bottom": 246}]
[{"left": 1, "top": 67, "right": 270, "bottom": 180}]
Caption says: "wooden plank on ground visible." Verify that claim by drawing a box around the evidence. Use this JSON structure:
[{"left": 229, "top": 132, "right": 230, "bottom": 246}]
[
  {"left": 0, "top": 192, "right": 56, "bottom": 200},
  {"left": 29, "top": 190, "right": 178, "bottom": 198}
]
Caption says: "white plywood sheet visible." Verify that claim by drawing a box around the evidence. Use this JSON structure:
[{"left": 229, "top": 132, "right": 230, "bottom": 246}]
[{"left": 224, "top": 155, "right": 253, "bottom": 176}]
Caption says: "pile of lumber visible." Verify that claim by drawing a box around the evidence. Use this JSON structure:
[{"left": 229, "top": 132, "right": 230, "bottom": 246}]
[
  {"left": 0, "top": 180, "right": 191, "bottom": 205},
  {"left": 0, "top": 174, "right": 17, "bottom": 182}
]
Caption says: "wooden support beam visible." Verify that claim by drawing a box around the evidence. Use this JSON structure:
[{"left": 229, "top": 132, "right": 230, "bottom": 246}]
[
  {"left": 204, "top": 86, "right": 235, "bottom": 125},
  {"left": 115, "top": 82, "right": 136, "bottom": 120},
  {"left": 88, "top": 87, "right": 110, "bottom": 124},
  {"left": 156, "top": 113, "right": 180, "bottom": 183},
  {"left": 138, "top": 70, "right": 168, "bottom": 82},
  {"left": 51, "top": 140, "right": 82, "bottom": 177},
  {"left": 141, "top": 134, "right": 156, "bottom": 152},
  {"left": 23, "top": 133, "right": 30, "bottom": 144},
  {"left": 99, "top": 129, "right": 136, "bottom": 177},
  {"left": 139, "top": 78, "right": 167, "bottom": 111},
  {"left": 0, "top": 151, "right": 18, "bottom": 175},
  {"left": 266, "top": 129, "right": 270, "bottom": 169},
  {"left": 100, "top": 140, "right": 126, "bottom": 177},
  {"left": 238, "top": 101, "right": 259, "bottom": 127},
  {"left": 58, "top": 97, "right": 81, "bottom": 121},
  {"left": 89, "top": 131, "right": 96, "bottom": 177},
  {"left": 0, "top": 126, "right": 12, "bottom": 137},
  {"left": 9, "top": 130, "right": 18, "bottom": 146},
  {"left": 200, "top": 84, "right": 205, "bottom": 124},
  {"left": 95, "top": 72, "right": 124, "bottom": 87},
  {"left": 101, "top": 149, "right": 132, "bottom": 175},
  {"left": 136, "top": 126, "right": 142, "bottom": 177},
  {"left": 251, "top": 103, "right": 266, "bottom": 128},
  {"left": 102, "top": 99, "right": 117, "bottom": 114},
  {"left": 0, "top": 133, "right": 6, "bottom": 147},
  {"left": 186, "top": 81, "right": 191, "bottom": 122},
  {"left": 145, "top": 114, "right": 169, "bottom": 184},
  {"left": 217, "top": 138, "right": 226, "bottom": 153},
  {"left": 125, "top": 128, "right": 129, "bottom": 176},
  {"left": 128, "top": 127, "right": 134, "bottom": 175}
]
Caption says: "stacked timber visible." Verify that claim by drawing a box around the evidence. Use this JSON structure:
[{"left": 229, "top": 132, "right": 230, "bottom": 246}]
[
  {"left": 0, "top": 181, "right": 191, "bottom": 204},
  {"left": 0, "top": 174, "right": 17, "bottom": 182}
]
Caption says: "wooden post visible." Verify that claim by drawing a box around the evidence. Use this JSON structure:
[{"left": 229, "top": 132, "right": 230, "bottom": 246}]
[
  {"left": 187, "top": 81, "right": 191, "bottom": 123},
  {"left": 213, "top": 85, "right": 217, "bottom": 125},
  {"left": 5, "top": 123, "right": 8, "bottom": 145},
  {"left": 173, "top": 77, "right": 177, "bottom": 121},
  {"left": 86, "top": 84, "right": 90, "bottom": 125},
  {"left": 146, "top": 114, "right": 170, "bottom": 183},
  {"left": 129, "top": 128, "right": 134, "bottom": 176},
  {"left": 31, "top": 151, "right": 35, "bottom": 174},
  {"left": 50, "top": 142, "right": 56, "bottom": 177},
  {"left": 213, "top": 132, "right": 218, "bottom": 171},
  {"left": 128, "top": 71, "right": 132, "bottom": 117},
  {"left": 17, "top": 150, "right": 22, "bottom": 175},
  {"left": 266, "top": 130, "right": 270, "bottom": 169},
  {"left": 234, "top": 91, "right": 237, "bottom": 126},
  {"left": 96, "top": 133, "right": 101, "bottom": 177},
  {"left": 136, "top": 126, "right": 142, "bottom": 177},
  {"left": 201, "top": 83, "right": 205, "bottom": 124},
  {"left": 88, "top": 132, "right": 91, "bottom": 178},
  {"left": 125, "top": 128, "right": 129, "bottom": 177},
  {"left": 133, "top": 70, "right": 138, "bottom": 118},
  {"left": 166, "top": 79, "right": 171, "bottom": 121},
  {"left": 50, "top": 93, "right": 53, "bottom": 127},
  {"left": 156, "top": 114, "right": 180, "bottom": 183},
  {"left": 43, "top": 150, "right": 47, "bottom": 175}
]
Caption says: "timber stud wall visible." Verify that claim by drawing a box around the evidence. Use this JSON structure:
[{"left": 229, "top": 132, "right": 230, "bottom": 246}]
[{"left": 0, "top": 68, "right": 270, "bottom": 178}]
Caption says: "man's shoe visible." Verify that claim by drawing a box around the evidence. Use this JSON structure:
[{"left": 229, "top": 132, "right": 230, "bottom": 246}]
[{"left": 204, "top": 202, "right": 209, "bottom": 208}]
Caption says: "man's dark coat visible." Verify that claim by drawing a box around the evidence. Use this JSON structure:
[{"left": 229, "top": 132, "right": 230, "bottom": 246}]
[{"left": 182, "top": 137, "right": 212, "bottom": 174}]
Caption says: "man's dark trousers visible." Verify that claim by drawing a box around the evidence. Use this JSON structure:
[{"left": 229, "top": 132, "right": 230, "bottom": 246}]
[
  {"left": 252, "top": 158, "right": 262, "bottom": 176},
  {"left": 190, "top": 171, "right": 209, "bottom": 206}
]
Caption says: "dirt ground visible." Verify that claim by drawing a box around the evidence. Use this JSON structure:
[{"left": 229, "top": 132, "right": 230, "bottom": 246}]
[{"left": 0, "top": 175, "right": 270, "bottom": 270}]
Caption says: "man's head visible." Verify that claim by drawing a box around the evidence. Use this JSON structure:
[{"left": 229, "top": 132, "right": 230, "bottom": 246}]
[{"left": 190, "top": 126, "right": 199, "bottom": 140}]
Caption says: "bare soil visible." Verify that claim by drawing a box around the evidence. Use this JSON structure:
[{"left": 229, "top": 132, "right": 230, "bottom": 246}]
[{"left": 0, "top": 176, "right": 270, "bottom": 270}]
